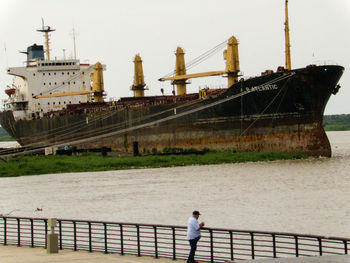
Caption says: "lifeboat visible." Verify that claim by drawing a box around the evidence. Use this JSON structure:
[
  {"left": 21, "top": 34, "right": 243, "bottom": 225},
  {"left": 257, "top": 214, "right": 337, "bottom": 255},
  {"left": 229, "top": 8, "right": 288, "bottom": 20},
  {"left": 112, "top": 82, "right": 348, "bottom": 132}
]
[{"left": 5, "top": 88, "right": 16, "bottom": 96}]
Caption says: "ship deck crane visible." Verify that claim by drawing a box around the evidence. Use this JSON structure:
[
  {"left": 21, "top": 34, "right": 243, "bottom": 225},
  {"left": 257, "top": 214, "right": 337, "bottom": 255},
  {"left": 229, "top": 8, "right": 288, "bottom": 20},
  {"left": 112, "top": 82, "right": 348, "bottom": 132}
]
[{"left": 159, "top": 36, "right": 240, "bottom": 95}]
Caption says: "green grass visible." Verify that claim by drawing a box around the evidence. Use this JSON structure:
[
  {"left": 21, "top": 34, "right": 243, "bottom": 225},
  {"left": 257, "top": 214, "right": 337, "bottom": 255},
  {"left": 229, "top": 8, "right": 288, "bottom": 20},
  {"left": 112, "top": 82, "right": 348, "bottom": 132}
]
[
  {"left": 0, "top": 151, "right": 306, "bottom": 177},
  {"left": 0, "top": 136, "right": 15, "bottom": 142},
  {"left": 324, "top": 124, "right": 350, "bottom": 131}
]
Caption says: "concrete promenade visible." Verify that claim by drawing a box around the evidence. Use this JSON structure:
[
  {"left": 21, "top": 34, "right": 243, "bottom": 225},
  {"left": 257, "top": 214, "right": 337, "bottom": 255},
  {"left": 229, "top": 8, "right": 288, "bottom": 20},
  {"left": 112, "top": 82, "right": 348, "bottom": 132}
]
[
  {"left": 0, "top": 245, "right": 185, "bottom": 263},
  {"left": 1, "top": 245, "right": 350, "bottom": 263}
]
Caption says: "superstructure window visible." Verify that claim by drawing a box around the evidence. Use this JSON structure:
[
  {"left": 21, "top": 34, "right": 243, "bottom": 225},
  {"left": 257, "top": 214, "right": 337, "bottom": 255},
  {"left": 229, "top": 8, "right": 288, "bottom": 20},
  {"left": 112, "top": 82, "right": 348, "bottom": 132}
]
[
  {"left": 43, "top": 83, "right": 46, "bottom": 85},
  {"left": 48, "top": 73, "right": 51, "bottom": 75},
  {"left": 48, "top": 102, "right": 50, "bottom": 105},
  {"left": 43, "top": 73, "right": 45, "bottom": 76},
  {"left": 62, "top": 72, "right": 64, "bottom": 75},
  {"left": 33, "top": 73, "right": 35, "bottom": 76}
]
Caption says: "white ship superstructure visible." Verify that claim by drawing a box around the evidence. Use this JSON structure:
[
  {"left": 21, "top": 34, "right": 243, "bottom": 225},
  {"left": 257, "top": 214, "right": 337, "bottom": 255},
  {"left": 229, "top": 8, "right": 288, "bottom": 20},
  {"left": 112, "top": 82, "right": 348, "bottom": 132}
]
[{"left": 3, "top": 24, "right": 105, "bottom": 121}]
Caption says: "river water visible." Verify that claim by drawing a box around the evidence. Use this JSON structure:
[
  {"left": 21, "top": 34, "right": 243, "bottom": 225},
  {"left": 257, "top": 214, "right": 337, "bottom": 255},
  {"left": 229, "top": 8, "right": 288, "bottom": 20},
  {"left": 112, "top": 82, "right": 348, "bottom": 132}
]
[{"left": 0, "top": 131, "right": 349, "bottom": 238}]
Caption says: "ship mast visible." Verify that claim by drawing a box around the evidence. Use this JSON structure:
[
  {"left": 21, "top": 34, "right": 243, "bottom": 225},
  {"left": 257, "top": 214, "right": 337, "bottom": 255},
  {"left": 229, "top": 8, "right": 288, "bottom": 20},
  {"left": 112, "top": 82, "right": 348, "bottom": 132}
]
[
  {"left": 37, "top": 19, "right": 55, "bottom": 61},
  {"left": 284, "top": 0, "right": 292, "bottom": 70}
]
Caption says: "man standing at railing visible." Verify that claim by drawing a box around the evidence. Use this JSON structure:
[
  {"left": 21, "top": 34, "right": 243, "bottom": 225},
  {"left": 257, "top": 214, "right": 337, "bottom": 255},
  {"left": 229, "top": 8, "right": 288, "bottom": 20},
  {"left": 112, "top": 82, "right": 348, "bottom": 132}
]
[{"left": 187, "top": 210, "right": 205, "bottom": 263}]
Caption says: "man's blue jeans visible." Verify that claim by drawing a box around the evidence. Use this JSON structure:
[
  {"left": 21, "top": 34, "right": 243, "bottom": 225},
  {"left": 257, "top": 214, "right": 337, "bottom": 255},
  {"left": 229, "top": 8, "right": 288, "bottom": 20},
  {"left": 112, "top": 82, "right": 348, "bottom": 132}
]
[{"left": 188, "top": 236, "right": 200, "bottom": 262}]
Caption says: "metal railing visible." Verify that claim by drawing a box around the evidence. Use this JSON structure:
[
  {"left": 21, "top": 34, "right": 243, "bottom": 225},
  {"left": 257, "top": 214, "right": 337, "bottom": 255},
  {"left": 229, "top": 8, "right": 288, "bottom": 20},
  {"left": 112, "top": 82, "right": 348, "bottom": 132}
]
[{"left": 0, "top": 216, "right": 349, "bottom": 262}]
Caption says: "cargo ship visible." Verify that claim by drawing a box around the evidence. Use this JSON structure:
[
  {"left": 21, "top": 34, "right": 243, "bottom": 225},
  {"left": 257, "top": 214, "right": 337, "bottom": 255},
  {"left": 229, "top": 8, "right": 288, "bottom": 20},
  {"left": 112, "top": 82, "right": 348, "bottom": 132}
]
[{"left": 0, "top": 1, "right": 344, "bottom": 157}]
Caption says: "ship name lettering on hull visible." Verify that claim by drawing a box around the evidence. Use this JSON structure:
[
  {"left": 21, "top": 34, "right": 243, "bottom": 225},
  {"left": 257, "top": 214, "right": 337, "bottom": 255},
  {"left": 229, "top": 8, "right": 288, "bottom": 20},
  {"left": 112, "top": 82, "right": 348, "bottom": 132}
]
[{"left": 246, "top": 84, "right": 278, "bottom": 92}]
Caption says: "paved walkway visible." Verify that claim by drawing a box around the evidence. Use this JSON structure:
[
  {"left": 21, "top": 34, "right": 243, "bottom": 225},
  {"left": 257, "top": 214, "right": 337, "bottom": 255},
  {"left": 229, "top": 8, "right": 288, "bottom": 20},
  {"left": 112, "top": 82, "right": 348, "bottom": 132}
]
[
  {"left": 234, "top": 255, "right": 350, "bottom": 263},
  {"left": 0, "top": 245, "right": 186, "bottom": 263}
]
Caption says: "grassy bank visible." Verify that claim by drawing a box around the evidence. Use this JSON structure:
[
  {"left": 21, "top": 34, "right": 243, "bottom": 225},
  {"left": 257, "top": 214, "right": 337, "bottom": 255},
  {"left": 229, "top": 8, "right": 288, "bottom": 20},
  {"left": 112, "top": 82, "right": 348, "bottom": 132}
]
[
  {"left": 323, "top": 114, "right": 350, "bottom": 131},
  {"left": 324, "top": 124, "right": 350, "bottom": 131},
  {"left": 0, "top": 151, "right": 306, "bottom": 177}
]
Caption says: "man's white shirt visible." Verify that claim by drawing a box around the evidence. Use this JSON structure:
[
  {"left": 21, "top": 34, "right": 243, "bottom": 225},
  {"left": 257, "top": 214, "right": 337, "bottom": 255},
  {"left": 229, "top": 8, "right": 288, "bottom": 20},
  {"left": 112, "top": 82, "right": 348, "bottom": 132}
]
[{"left": 187, "top": 216, "right": 200, "bottom": 240}]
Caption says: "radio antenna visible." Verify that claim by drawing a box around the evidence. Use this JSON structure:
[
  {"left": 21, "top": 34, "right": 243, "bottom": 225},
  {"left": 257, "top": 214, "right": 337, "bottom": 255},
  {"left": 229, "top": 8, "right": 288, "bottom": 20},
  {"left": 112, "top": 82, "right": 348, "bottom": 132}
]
[
  {"left": 71, "top": 27, "right": 78, "bottom": 60},
  {"left": 4, "top": 43, "right": 8, "bottom": 68}
]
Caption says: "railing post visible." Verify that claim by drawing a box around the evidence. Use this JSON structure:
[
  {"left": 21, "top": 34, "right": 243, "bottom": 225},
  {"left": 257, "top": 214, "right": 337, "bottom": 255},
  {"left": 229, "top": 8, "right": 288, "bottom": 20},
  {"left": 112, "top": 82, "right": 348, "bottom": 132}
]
[
  {"left": 119, "top": 224, "right": 124, "bottom": 255},
  {"left": 250, "top": 232, "right": 255, "bottom": 259},
  {"left": 229, "top": 231, "right": 234, "bottom": 261},
  {"left": 88, "top": 222, "right": 92, "bottom": 252},
  {"left": 73, "top": 221, "right": 77, "bottom": 251},
  {"left": 44, "top": 219, "right": 48, "bottom": 249},
  {"left": 172, "top": 227, "right": 176, "bottom": 260},
  {"left": 104, "top": 223, "right": 108, "bottom": 254},
  {"left": 59, "top": 220, "right": 62, "bottom": 250},
  {"left": 154, "top": 226, "right": 158, "bottom": 258},
  {"left": 30, "top": 219, "right": 34, "bottom": 247},
  {"left": 3, "top": 218, "right": 7, "bottom": 245},
  {"left": 136, "top": 225, "right": 141, "bottom": 257},
  {"left": 318, "top": 238, "right": 322, "bottom": 256},
  {"left": 344, "top": 240, "right": 348, "bottom": 255},
  {"left": 209, "top": 229, "right": 214, "bottom": 263},
  {"left": 272, "top": 234, "right": 277, "bottom": 258},
  {"left": 17, "top": 218, "right": 20, "bottom": 247},
  {"left": 294, "top": 236, "right": 299, "bottom": 257}
]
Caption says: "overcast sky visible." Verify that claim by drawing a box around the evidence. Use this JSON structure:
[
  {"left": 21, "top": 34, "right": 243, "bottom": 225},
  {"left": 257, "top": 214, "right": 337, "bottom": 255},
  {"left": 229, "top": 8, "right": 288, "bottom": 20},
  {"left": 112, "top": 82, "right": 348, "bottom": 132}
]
[{"left": 0, "top": 0, "right": 349, "bottom": 114}]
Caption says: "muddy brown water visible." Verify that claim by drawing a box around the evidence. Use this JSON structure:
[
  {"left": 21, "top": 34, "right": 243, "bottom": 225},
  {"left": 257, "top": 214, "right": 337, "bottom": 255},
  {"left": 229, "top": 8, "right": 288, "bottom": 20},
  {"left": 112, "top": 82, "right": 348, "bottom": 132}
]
[{"left": 0, "top": 131, "right": 349, "bottom": 237}]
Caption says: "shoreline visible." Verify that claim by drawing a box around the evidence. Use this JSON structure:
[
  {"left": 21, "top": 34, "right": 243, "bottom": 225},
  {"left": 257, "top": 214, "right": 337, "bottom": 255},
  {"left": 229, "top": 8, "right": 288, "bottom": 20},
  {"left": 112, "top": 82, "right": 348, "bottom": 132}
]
[{"left": 0, "top": 151, "right": 306, "bottom": 177}]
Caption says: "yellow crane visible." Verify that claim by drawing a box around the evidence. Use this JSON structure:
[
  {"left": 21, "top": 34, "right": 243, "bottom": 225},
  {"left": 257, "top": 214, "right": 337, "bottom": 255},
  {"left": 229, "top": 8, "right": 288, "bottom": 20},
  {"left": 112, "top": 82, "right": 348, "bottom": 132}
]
[
  {"left": 159, "top": 36, "right": 240, "bottom": 95},
  {"left": 285, "top": 0, "right": 292, "bottom": 70},
  {"left": 131, "top": 54, "right": 147, "bottom": 97}
]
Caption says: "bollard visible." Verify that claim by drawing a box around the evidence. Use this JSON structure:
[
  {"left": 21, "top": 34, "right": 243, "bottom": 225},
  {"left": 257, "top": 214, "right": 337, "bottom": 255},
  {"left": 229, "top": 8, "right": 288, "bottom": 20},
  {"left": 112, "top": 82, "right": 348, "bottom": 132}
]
[
  {"left": 133, "top": 141, "right": 139, "bottom": 156},
  {"left": 47, "top": 218, "right": 58, "bottom": 254}
]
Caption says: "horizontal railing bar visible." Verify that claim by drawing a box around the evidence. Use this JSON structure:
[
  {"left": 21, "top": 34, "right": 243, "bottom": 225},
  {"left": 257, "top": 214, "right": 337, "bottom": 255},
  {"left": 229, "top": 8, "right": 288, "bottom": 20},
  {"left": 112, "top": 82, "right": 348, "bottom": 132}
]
[{"left": 2, "top": 216, "right": 349, "bottom": 241}]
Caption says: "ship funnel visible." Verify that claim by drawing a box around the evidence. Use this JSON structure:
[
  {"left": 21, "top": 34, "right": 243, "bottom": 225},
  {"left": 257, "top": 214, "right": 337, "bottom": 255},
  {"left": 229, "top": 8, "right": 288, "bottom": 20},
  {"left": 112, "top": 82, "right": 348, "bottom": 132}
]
[
  {"left": 131, "top": 54, "right": 146, "bottom": 97},
  {"left": 173, "top": 47, "right": 187, "bottom": 95},
  {"left": 92, "top": 62, "right": 104, "bottom": 103}
]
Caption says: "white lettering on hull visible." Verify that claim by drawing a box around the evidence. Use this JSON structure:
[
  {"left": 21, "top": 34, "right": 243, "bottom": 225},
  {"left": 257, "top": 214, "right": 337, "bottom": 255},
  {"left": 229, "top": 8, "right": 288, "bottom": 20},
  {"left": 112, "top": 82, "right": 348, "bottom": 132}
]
[{"left": 246, "top": 84, "right": 278, "bottom": 92}]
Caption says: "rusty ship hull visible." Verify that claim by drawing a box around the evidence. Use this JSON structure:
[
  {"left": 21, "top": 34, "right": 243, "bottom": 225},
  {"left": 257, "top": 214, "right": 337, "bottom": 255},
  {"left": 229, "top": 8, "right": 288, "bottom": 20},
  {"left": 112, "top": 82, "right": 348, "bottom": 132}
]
[{"left": 0, "top": 65, "right": 344, "bottom": 157}]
